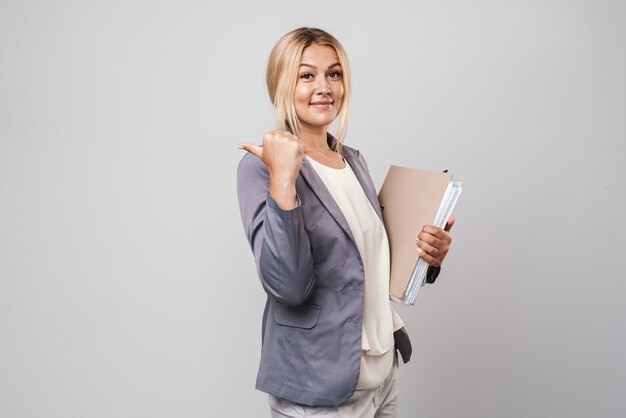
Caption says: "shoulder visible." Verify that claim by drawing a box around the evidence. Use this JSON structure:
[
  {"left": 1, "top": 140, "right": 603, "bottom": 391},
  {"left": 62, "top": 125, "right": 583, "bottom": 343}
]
[
  {"left": 237, "top": 149, "right": 268, "bottom": 177},
  {"left": 342, "top": 144, "right": 371, "bottom": 171},
  {"left": 342, "top": 144, "right": 370, "bottom": 162},
  {"left": 341, "top": 144, "right": 361, "bottom": 159},
  {"left": 236, "top": 150, "right": 270, "bottom": 204}
]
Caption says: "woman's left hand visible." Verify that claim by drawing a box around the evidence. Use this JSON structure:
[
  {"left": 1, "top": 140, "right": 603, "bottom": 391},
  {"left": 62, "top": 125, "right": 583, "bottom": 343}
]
[{"left": 416, "top": 215, "right": 455, "bottom": 267}]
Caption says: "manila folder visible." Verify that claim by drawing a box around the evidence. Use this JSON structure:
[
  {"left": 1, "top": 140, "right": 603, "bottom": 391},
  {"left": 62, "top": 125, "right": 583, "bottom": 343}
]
[{"left": 378, "top": 166, "right": 452, "bottom": 300}]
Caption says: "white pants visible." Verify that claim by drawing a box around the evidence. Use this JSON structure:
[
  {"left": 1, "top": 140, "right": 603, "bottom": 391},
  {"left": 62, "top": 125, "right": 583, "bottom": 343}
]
[{"left": 268, "top": 354, "right": 399, "bottom": 418}]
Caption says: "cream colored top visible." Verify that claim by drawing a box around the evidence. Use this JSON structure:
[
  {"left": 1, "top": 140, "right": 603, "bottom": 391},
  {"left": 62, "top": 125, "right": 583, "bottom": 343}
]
[{"left": 307, "top": 156, "right": 404, "bottom": 390}]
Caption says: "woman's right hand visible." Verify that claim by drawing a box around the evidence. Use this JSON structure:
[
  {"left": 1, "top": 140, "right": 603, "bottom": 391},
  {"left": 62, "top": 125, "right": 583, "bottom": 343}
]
[{"left": 239, "top": 130, "right": 304, "bottom": 210}]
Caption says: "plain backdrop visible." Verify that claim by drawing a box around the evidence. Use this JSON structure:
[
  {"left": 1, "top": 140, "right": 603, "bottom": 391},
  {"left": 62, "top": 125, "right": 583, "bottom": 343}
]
[{"left": 1, "top": 1, "right": 625, "bottom": 417}]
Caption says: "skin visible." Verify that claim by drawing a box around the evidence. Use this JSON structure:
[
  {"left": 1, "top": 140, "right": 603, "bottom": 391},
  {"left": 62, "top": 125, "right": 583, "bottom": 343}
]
[{"left": 239, "top": 43, "right": 454, "bottom": 267}]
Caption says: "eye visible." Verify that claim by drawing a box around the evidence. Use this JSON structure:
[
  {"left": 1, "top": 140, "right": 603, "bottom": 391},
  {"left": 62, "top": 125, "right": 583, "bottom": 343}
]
[
  {"left": 300, "top": 72, "right": 314, "bottom": 80},
  {"left": 328, "top": 71, "right": 342, "bottom": 79}
]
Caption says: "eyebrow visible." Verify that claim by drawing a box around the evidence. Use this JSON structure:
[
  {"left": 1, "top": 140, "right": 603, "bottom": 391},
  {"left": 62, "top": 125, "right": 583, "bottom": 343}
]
[{"left": 299, "top": 62, "right": 341, "bottom": 70}]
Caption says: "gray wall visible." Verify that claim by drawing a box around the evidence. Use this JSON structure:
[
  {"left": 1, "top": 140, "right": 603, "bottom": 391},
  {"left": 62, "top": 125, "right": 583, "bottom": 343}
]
[{"left": 1, "top": 1, "right": 624, "bottom": 417}]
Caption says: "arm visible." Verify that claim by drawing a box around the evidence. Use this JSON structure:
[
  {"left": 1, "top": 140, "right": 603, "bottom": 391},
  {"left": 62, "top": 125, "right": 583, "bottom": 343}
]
[{"left": 237, "top": 153, "right": 315, "bottom": 306}]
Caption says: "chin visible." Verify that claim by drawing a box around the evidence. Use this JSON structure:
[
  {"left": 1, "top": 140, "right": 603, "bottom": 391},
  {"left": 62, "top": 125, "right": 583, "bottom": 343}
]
[{"left": 306, "top": 115, "right": 338, "bottom": 127}]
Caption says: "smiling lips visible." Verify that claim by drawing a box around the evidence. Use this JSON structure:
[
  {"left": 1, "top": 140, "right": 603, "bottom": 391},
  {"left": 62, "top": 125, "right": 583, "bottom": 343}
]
[{"left": 310, "top": 100, "right": 333, "bottom": 109}]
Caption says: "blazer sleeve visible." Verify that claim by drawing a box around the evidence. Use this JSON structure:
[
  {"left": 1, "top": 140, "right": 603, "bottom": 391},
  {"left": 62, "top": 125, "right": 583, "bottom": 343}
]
[
  {"left": 425, "top": 266, "right": 441, "bottom": 284},
  {"left": 237, "top": 153, "right": 315, "bottom": 306}
]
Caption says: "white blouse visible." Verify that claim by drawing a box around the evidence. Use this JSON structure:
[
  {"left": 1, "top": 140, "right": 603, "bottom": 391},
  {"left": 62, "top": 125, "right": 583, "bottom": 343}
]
[{"left": 307, "top": 156, "right": 404, "bottom": 390}]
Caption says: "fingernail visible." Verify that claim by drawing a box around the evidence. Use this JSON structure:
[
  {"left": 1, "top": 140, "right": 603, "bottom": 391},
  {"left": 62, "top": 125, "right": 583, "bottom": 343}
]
[
  {"left": 416, "top": 247, "right": 423, "bottom": 254},
  {"left": 236, "top": 145, "right": 244, "bottom": 149}
]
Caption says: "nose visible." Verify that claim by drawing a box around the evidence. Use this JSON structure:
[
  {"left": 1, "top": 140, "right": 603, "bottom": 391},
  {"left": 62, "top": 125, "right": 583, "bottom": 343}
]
[{"left": 316, "top": 78, "right": 332, "bottom": 95}]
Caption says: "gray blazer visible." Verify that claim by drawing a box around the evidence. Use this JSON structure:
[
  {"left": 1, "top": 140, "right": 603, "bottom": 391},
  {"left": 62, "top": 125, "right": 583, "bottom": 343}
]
[{"left": 237, "top": 142, "right": 438, "bottom": 407}]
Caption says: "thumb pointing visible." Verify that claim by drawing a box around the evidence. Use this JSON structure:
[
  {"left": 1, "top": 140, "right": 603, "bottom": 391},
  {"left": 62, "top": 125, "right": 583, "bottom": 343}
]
[{"left": 238, "top": 142, "right": 263, "bottom": 159}]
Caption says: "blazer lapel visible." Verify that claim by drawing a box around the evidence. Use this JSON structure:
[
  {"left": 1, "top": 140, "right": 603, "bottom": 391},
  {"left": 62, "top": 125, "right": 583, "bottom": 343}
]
[
  {"left": 299, "top": 156, "right": 356, "bottom": 243},
  {"left": 298, "top": 144, "right": 383, "bottom": 244}
]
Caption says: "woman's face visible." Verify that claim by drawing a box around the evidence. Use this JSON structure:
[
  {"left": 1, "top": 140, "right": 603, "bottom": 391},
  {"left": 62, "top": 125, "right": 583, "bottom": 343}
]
[{"left": 294, "top": 43, "right": 344, "bottom": 134}]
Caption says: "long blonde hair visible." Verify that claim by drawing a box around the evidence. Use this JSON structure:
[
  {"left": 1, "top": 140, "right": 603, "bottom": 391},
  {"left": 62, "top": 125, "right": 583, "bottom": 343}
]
[{"left": 266, "top": 27, "right": 351, "bottom": 151}]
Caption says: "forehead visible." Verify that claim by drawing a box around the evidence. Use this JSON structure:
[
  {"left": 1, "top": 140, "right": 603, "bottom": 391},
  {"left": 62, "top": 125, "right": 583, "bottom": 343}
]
[{"left": 300, "top": 44, "right": 340, "bottom": 65}]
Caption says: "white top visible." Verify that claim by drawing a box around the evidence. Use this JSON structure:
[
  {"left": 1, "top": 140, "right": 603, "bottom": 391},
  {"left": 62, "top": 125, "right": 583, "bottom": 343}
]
[{"left": 307, "top": 156, "right": 404, "bottom": 390}]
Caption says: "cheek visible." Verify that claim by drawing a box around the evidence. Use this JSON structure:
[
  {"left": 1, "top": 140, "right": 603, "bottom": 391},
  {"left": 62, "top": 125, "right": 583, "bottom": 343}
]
[
  {"left": 294, "top": 84, "right": 311, "bottom": 104},
  {"left": 331, "top": 82, "right": 344, "bottom": 102},
  {"left": 335, "top": 84, "right": 345, "bottom": 99},
  {"left": 333, "top": 86, "right": 344, "bottom": 108}
]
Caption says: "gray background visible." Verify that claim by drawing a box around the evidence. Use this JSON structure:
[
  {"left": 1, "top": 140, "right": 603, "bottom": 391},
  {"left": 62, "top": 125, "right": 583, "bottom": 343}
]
[{"left": 1, "top": 0, "right": 625, "bottom": 417}]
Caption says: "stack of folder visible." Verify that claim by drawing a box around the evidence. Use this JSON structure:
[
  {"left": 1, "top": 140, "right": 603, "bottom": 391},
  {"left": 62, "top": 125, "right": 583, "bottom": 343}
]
[{"left": 378, "top": 166, "right": 462, "bottom": 305}]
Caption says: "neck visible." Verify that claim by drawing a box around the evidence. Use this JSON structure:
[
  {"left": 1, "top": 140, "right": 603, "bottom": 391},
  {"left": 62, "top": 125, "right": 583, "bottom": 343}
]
[{"left": 298, "top": 124, "right": 328, "bottom": 150}]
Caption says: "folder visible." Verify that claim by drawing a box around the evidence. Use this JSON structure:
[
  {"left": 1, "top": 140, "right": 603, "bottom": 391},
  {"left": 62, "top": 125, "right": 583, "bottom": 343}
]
[{"left": 378, "top": 166, "right": 462, "bottom": 305}]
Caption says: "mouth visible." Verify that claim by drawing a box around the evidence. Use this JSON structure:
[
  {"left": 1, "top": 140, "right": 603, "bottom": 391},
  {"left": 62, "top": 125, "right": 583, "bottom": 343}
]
[{"left": 310, "top": 101, "right": 334, "bottom": 108}]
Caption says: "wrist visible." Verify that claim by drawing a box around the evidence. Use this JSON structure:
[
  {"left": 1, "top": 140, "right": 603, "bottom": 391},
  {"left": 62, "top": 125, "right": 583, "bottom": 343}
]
[{"left": 269, "top": 178, "right": 297, "bottom": 210}]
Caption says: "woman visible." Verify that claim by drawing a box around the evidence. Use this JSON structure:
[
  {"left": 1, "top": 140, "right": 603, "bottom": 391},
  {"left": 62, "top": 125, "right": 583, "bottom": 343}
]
[{"left": 237, "top": 27, "right": 454, "bottom": 417}]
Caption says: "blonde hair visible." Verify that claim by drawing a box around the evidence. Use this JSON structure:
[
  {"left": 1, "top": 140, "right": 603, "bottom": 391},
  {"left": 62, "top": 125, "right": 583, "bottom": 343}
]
[{"left": 266, "top": 27, "right": 351, "bottom": 152}]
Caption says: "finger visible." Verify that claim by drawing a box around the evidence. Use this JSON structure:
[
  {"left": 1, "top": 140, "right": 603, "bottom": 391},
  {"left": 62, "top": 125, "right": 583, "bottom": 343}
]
[
  {"left": 417, "top": 238, "right": 448, "bottom": 260},
  {"left": 417, "top": 239, "right": 439, "bottom": 257},
  {"left": 416, "top": 247, "right": 440, "bottom": 267},
  {"left": 416, "top": 240, "right": 446, "bottom": 267},
  {"left": 444, "top": 215, "right": 456, "bottom": 232},
  {"left": 417, "top": 230, "right": 442, "bottom": 247},
  {"left": 419, "top": 228, "right": 451, "bottom": 245},
  {"left": 422, "top": 218, "right": 455, "bottom": 238},
  {"left": 238, "top": 142, "right": 263, "bottom": 159},
  {"left": 273, "top": 129, "right": 293, "bottom": 137}
]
